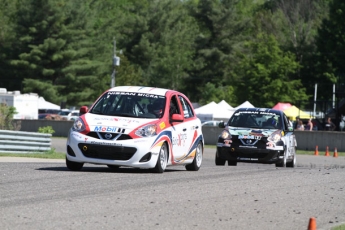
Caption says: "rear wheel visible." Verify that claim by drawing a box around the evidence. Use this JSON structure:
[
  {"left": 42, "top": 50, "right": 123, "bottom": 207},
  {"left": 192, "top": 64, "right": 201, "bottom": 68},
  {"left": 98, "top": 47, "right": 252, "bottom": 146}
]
[
  {"left": 215, "top": 150, "right": 226, "bottom": 166},
  {"left": 153, "top": 143, "right": 168, "bottom": 173},
  {"left": 66, "top": 157, "right": 84, "bottom": 171},
  {"left": 186, "top": 141, "right": 203, "bottom": 171}
]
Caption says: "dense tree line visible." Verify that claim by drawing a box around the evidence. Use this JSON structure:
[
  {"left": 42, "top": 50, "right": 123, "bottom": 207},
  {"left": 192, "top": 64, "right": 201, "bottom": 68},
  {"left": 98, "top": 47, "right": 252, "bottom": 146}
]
[{"left": 0, "top": 0, "right": 344, "bottom": 110}]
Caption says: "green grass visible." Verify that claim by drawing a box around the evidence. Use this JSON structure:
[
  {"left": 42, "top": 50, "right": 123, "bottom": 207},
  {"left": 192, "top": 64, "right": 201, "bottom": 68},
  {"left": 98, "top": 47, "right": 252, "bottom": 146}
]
[
  {"left": 205, "top": 145, "right": 345, "bottom": 156},
  {"left": 332, "top": 224, "right": 345, "bottom": 230},
  {"left": 0, "top": 146, "right": 344, "bottom": 159},
  {"left": 0, "top": 149, "right": 65, "bottom": 159}
]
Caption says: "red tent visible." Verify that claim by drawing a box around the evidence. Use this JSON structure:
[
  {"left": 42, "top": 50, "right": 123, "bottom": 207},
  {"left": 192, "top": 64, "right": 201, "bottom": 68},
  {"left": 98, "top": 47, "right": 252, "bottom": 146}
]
[{"left": 272, "top": 102, "right": 292, "bottom": 111}]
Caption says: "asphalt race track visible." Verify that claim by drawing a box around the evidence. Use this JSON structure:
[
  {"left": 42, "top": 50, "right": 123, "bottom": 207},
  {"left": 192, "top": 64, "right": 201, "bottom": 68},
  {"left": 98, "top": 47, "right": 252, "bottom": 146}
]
[{"left": 1, "top": 139, "right": 345, "bottom": 230}]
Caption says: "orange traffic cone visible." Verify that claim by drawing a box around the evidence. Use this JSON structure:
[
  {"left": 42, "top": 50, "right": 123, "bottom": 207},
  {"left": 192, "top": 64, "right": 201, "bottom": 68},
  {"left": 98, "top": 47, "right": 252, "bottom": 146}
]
[
  {"left": 333, "top": 147, "right": 338, "bottom": 157},
  {"left": 308, "top": 217, "right": 317, "bottom": 230},
  {"left": 325, "top": 146, "right": 330, "bottom": 156},
  {"left": 314, "top": 146, "right": 319, "bottom": 156}
]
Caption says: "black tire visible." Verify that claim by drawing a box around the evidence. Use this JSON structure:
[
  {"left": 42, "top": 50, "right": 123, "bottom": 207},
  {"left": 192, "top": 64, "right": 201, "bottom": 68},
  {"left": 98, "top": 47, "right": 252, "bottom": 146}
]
[
  {"left": 152, "top": 143, "right": 168, "bottom": 173},
  {"left": 66, "top": 157, "right": 84, "bottom": 171},
  {"left": 286, "top": 149, "right": 296, "bottom": 168},
  {"left": 107, "top": 165, "right": 120, "bottom": 170},
  {"left": 186, "top": 141, "right": 203, "bottom": 171},
  {"left": 228, "top": 160, "right": 237, "bottom": 166},
  {"left": 275, "top": 150, "right": 287, "bottom": 167},
  {"left": 215, "top": 150, "right": 226, "bottom": 166}
]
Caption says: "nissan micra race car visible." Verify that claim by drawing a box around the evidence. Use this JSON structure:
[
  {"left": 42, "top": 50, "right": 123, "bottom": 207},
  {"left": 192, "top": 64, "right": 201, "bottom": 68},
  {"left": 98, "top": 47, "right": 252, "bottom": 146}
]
[
  {"left": 66, "top": 86, "right": 204, "bottom": 173},
  {"left": 216, "top": 108, "right": 297, "bottom": 167}
]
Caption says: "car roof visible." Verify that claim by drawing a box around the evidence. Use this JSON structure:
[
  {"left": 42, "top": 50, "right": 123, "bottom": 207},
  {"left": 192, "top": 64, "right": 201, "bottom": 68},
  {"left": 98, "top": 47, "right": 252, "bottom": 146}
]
[{"left": 107, "top": 86, "right": 175, "bottom": 96}]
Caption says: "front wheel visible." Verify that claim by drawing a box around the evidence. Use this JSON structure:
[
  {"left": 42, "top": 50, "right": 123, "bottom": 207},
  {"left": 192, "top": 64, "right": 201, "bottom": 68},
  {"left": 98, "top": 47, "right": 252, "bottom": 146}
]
[
  {"left": 275, "top": 150, "right": 287, "bottom": 167},
  {"left": 215, "top": 150, "right": 226, "bottom": 166},
  {"left": 228, "top": 160, "right": 237, "bottom": 166},
  {"left": 66, "top": 157, "right": 84, "bottom": 171},
  {"left": 152, "top": 143, "right": 168, "bottom": 173},
  {"left": 286, "top": 149, "right": 296, "bottom": 168},
  {"left": 186, "top": 141, "right": 203, "bottom": 171}
]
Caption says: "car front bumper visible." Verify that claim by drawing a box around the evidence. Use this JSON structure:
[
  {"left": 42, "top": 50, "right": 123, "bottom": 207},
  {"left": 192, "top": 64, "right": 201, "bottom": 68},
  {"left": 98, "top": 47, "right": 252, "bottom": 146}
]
[
  {"left": 216, "top": 145, "right": 285, "bottom": 164},
  {"left": 66, "top": 129, "right": 163, "bottom": 169}
]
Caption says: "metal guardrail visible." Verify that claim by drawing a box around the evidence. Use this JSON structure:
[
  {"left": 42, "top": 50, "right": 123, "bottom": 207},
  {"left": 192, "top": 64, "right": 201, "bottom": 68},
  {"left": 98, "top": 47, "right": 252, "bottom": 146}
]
[{"left": 0, "top": 130, "right": 51, "bottom": 154}]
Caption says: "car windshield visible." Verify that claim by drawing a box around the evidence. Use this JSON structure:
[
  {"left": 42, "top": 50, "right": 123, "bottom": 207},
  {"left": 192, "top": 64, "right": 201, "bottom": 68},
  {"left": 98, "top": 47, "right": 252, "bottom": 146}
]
[
  {"left": 89, "top": 91, "right": 166, "bottom": 118},
  {"left": 228, "top": 111, "right": 282, "bottom": 129}
]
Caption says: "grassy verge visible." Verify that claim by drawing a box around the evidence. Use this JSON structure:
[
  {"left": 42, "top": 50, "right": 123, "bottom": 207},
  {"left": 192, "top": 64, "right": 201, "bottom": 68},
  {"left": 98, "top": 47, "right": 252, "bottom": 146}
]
[
  {"left": 0, "top": 149, "right": 65, "bottom": 159},
  {"left": 206, "top": 145, "right": 345, "bottom": 156},
  {"left": 332, "top": 224, "right": 345, "bottom": 230},
  {"left": 0, "top": 145, "right": 344, "bottom": 159}
]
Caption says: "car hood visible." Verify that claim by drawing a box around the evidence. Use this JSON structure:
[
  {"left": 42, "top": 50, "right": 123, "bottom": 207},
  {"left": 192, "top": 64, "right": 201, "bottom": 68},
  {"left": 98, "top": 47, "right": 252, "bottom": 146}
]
[
  {"left": 227, "top": 127, "right": 279, "bottom": 137},
  {"left": 84, "top": 113, "right": 156, "bottom": 132}
]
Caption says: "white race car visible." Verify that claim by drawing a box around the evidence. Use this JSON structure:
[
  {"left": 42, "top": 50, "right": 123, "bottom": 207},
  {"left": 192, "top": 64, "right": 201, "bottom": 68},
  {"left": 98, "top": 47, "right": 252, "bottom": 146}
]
[{"left": 66, "top": 86, "right": 204, "bottom": 173}]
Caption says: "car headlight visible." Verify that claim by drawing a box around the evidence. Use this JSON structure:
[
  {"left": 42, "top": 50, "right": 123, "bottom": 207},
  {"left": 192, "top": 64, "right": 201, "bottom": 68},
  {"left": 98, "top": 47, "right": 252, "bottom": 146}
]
[
  {"left": 267, "top": 130, "right": 282, "bottom": 142},
  {"left": 72, "top": 118, "right": 86, "bottom": 132},
  {"left": 220, "top": 130, "right": 231, "bottom": 139},
  {"left": 135, "top": 124, "right": 157, "bottom": 137}
]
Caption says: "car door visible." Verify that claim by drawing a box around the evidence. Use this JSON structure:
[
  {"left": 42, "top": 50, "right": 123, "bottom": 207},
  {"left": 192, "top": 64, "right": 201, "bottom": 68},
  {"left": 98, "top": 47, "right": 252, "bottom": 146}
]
[
  {"left": 171, "top": 95, "right": 198, "bottom": 164},
  {"left": 168, "top": 94, "right": 187, "bottom": 163}
]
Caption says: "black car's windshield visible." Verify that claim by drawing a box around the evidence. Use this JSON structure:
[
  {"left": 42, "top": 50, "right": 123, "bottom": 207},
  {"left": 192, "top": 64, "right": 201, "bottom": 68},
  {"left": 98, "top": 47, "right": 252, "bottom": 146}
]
[
  {"left": 228, "top": 111, "right": 282, "bottom": 129},
  {"left": 89, "top": 91, "right": 166, "bottom": 118}
]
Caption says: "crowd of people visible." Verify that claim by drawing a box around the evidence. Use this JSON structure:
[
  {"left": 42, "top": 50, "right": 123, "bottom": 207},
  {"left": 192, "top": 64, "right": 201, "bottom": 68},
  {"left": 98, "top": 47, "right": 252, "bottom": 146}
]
[{"left": 294, "top": 116, "right": 339, "bottom": 131}]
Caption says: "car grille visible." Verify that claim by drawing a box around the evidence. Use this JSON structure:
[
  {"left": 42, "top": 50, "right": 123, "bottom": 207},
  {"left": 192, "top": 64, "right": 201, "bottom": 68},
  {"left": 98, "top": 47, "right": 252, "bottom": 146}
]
[
  {"left": 78, "top": 143, "right": 136, "bottom": 160},
  {"left": 230, "top": 149, "right": 270, "bottom": 158},
  {"left": 230, "top": 136, "right": 270, "bottom": 158},
  {"left": 86, "top": 132, "right": 132, "bottom": 141}
]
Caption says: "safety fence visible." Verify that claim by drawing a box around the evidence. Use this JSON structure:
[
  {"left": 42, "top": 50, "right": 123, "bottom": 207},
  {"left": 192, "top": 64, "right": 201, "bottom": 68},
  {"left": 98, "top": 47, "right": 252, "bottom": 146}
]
[{"left": 0, "top": 130, "right": 51, "bottom": 154}]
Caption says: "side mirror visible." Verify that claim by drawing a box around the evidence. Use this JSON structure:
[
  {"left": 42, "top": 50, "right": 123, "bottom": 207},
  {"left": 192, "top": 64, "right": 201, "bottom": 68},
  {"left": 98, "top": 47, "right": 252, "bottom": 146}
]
[
  {"left": 218, "top": 121, "right": 226, "bottom": 128},
  {"left": 80, "top": 106, "right": 88, "bottom": 115},
  {"left": 171, "top": 114, "right": 184, "bottom": 122}
]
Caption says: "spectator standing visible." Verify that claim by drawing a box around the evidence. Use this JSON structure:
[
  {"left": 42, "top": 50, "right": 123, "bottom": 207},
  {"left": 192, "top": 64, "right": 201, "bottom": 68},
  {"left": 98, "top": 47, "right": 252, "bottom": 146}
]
[
  {"left": 324, "top": 117, "right": 336, "bottom": 131},
  {"left": 294, "top": 116, "right": 300, "bottom": 129},
  {"left": 296, "top": 120, "right": 305, "bottom": 131},
  {"left": 305, "top": 119, "right": 313, "bottom": 131}
]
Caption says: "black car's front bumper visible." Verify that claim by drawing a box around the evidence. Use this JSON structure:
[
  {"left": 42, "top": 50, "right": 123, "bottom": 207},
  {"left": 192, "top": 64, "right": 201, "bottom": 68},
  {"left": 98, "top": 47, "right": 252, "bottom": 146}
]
[{"left": 216, "top": 145, "right": 285, "bottom": 164}]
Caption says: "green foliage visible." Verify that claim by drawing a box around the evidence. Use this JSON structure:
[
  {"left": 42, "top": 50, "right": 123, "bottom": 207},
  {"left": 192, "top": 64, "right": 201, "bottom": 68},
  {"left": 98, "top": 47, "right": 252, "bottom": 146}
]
[
  {"left": 38, "top": 126, "right": 55, "bottom": 134},
  {"left": 10, "top": 0, "right": 109, "bottom": 107},
  {"left": 316, "top": 0, "right": 345, "bottom": 99},
  {"left": 0, "top": 104, "right": 18, "bottom": 130},
  {"left": 234, "top": 33, "right": 308, "bottom": 107},
  {"left": 0, "top": 0, "right": 341, "bottom": 109}
]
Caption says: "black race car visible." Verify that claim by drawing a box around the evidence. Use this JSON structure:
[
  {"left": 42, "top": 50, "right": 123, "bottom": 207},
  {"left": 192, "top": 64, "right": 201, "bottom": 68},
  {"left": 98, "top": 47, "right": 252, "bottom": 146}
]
[{"left": 216, "top": 108, "right": 297, "bottom": 167}]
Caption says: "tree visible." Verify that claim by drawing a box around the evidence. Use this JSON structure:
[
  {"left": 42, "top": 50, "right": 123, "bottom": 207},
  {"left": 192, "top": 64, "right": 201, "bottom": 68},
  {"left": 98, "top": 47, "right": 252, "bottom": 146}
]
[
  {"left": 316, "top": 0, "right": 345, "bottom": 100},
  {"left": 0, "top": 0, "right": 19, "bottom": 90},
  {"left": 118, "top": 0, "right": 199, "bottom": 94},
  {"left": 185, "top": 0, "right": 253, "bottom": 104},
  {"left": 256, "top": 0, "right": 331, "bottom": 99},
  {"left": 10, "top": 0, "right": 106, "bottom": 107},
  {"left": 0, "top": 103, "right": 18, "bottom": 130},
  {"left": 234, "top": 33, "right": 308, "bottom": 108}
]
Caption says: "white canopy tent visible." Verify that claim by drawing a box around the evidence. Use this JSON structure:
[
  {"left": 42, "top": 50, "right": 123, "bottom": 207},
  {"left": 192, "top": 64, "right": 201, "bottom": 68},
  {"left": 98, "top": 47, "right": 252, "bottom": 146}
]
[
  {"left": 195, "top": 100, "right": 235, "bottom": 121},
  {"left": 217, "top": 100, "right": 233, "bottom": 109},
  {"left": 38, "top": 97, "right": 60, "bottom": 110},
  {"left": 235, "top": 100, "right": 255, "bottom": 109},
  {"left": 195, "top": 100, "right": 255, "bottom": 122}
]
